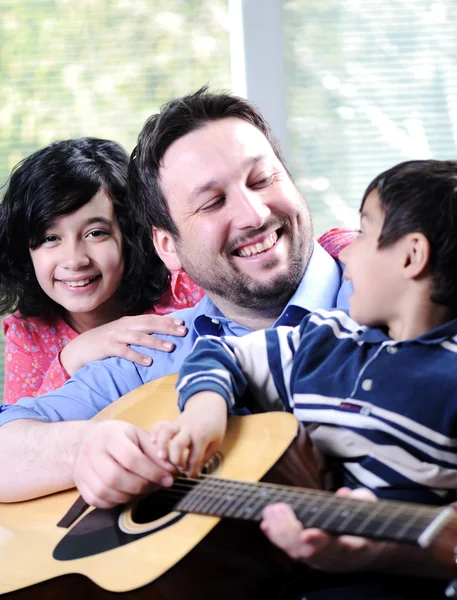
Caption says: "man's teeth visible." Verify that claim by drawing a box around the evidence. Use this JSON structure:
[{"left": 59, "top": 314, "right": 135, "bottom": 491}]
[
  {"left": 238, "top": 232, "right": 278, "bottom": 257},
  {"left": 62, "top": 277, "right": 96, "bottom": 287}
]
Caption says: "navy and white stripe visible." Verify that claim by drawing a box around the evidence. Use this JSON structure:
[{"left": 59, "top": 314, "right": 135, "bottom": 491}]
[{"left": 177, "top": 308, "right": 457, "bottom": 506}]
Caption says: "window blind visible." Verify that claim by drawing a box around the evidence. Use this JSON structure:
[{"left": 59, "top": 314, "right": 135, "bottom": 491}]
[{"left": 283, "top": 0, "right": 457, "bottom": 235}]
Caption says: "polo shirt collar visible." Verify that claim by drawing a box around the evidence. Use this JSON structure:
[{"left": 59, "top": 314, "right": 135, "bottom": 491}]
[{"left": 358, "top": 316, "right": 457, "bottom": 345}]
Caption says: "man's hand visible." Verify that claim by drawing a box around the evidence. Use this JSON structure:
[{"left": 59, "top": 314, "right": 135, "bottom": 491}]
[
  {"left": 261, "top": 487, "right": 389, "bottom": 572},
  {"left": 150, "top": 391, "right": 228, "bottom": 477},
  {"left": 73, "top": 420, "right": 175, "bottom": 508}
]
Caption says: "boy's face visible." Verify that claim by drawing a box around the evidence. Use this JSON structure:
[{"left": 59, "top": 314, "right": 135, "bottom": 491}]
[{"left": 339, "top": 190, "right": 405, "bottom": 327}]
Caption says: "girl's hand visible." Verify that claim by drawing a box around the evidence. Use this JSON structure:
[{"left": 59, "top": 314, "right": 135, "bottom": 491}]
[
  {"left": 60, "top": 314, "right": 187, "bottom": 375},
  {"left": 150, "top": 392, "right": 228, "bottom": 477}
]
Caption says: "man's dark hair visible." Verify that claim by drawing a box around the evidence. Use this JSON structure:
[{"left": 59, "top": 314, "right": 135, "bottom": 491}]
[
  {"left": 0, "top": 137, "right": 168, "bottom": 320},
  {"left": 362, "top": 159, "right": 457, "bottom": 311},
  {"left": 128, "top": 86, "right": 286, "bottom": 238}
]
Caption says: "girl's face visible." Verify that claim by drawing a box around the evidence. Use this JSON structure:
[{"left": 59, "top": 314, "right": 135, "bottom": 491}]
[{"left": 30, "top": 190, "right": 125, "bottom": 332}]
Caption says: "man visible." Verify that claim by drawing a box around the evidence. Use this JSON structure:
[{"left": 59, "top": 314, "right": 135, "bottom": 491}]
[{"left": 0, "top": 89, "right": 446, "bottom": 598}]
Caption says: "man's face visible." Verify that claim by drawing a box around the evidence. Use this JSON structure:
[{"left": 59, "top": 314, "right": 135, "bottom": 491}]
[{"left": 155, "top": 117, "right": 313, "bottom": 315}]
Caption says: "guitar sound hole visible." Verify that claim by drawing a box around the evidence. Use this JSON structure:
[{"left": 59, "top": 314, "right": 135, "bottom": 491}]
[{"left": 131, "top": 489, "right": 179, "bottom": 524}]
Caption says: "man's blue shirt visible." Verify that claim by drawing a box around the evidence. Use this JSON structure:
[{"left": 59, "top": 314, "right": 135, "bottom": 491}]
[{"left": 0, "top": 241, "right": 351, "bottom": 424}]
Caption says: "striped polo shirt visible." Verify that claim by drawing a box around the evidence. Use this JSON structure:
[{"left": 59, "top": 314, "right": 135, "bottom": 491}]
[{"left": 177, "top": 309, "right": 457, "bottom": 506}]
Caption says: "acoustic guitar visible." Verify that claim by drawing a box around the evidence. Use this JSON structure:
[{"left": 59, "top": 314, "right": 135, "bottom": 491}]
[{"left": 1, "top": 374, "right": 457, "bottom": 599}]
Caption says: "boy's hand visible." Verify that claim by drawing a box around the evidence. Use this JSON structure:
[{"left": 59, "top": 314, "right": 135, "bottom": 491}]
[{"left": 150, "top": 392, "right": 228, "bottom": 477}]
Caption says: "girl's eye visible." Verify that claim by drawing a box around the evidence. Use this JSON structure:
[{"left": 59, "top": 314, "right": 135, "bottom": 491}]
[
  {"left": 87, "top": 229, "right": 108, "bottom": 238},
  {"left": 43, "top": 235, "right": 59, "bottom": 243}
]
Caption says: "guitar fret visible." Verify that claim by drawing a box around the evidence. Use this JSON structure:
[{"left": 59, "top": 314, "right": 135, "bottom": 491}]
[
  {"left": 231, "top": 485, "right": 265, "bottom": 520},
  {"left": 218, "top": 481, "right": 253, "bottom": 518},
  {"left": 383, "top": 506, "right": 428, "bottom": 543},
  {"left": 297, "top": 493, "right": 335, "bottom": 528},
  {"left": 375, "top": 505, "right": 407, "bottom": 538},
  {"left": 202, "top": 480, "right": 245, "bottom": 515},
  {"left": 353, "top": 501, "right": 383, "bottom": 535},
  {"left": 332, "top": 498, "right": 366, "bottom": 533},
  {"left": 315, "top": 497, "right": 364, "bottom": 532}
]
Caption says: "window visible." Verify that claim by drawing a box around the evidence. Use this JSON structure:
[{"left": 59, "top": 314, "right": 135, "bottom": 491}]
[
  {"left": 283, "top": 0, "right": 457, "bottom": 234},
  {"left": 0, "top": 0, "right": 231, "bottom": 400},
  {"left": 1, "top": 0, "right": 456, "bottom": 400}
]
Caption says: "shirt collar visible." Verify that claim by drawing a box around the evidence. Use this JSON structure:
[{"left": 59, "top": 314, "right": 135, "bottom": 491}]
[
  {"left": 193, "top": 239, "right": 344, "bottom": 336},
  {"left": 358, "top": 316, "right": 457, "bottom": 345}
]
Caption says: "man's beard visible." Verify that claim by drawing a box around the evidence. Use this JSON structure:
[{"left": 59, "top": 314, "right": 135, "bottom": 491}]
[{"left": 176, "top": 221, "right": 311, "bottom": 314}]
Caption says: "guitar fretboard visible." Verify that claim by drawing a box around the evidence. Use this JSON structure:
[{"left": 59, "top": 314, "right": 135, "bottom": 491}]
[{"left": 173, "top": 476, "right": 452, "bottom": 547}]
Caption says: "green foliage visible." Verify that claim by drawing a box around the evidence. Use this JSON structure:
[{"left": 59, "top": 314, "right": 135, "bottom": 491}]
[{"left": 0, "top": 0, "right": 231, "bottom": 183}]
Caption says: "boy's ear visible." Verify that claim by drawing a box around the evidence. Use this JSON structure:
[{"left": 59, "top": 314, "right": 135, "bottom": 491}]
[
  {"left": 152, "top": 227, "right": 183, "bottom": 272},
  {"left": 403, "top": 232, "right": 431, "bottom": 279}
]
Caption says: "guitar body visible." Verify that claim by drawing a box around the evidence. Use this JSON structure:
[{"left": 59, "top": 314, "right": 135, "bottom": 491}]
[{"left": 0, "top": 376, "right": 321, "bottom": 599}]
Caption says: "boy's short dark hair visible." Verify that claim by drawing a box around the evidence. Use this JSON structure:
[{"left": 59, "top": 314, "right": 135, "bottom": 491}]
[
  {"left": 128, "top": 86, "right": 286, "bottom": 238},
  {"left": 0, "top": 137, "right": 168, "bottom": 320},
  {"left": 362, "top": 159, "right": 457, "bottom": 311}
]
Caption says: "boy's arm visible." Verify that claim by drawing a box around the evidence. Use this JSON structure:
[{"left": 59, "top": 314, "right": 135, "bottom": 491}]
[
  {"left": 177, "top": 326, "right": 300, "bottom": 413},
  {"left": 152, "top": 391, "right": 228, "bottom": 477}
]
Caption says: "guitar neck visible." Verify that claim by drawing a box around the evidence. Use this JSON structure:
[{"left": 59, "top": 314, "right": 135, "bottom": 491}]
[{"left": 174, "top": 476, "right": 455, "bottom": 548}]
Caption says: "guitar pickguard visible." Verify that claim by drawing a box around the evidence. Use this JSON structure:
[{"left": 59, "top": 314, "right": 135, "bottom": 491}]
[{"left": 53, "top": 491, "right": 185, "bottom": 561}]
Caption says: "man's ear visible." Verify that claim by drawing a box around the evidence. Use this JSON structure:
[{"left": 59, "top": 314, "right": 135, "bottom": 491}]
[
  {"left": 402, "top": 232, "right": 430, "bottom": 279},
  {"left": 153, "top": 227, "right": 183, "bottom": 271}
]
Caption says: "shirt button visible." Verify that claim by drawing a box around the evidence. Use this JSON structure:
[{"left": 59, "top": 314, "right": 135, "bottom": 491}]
[
  {"left": 211, "top": 318, "right": 220, "bottom": 325},
  {"left": 361, "top": 379, "right": 373, "bottom": 391},
  {"left": 387, "top": 346, "right": 398, "bottom": 354}
]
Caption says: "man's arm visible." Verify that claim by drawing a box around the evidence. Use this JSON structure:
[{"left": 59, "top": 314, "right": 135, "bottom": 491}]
[
  {"left": 0, "top": 418, "right": 175, "bottom": 506},
  {"left": 0, "top": 419, "right": 91, "bottom": 501},
  {"left": 0, "top": 354, "right": 173, "bottom": 505}
]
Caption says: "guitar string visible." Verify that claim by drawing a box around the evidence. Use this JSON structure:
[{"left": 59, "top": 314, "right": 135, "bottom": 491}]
[{"left": 137, "top": 474, "right": 449, "bottom": 531}]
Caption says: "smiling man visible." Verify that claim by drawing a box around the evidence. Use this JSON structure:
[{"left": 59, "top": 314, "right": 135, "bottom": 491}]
[
  {"left": 152, "top": 116, "right": 314, "bottom": 328},
  {"left": 0, "top": 89, "right": 352, "bottom": 502},
  {"left": 0, "top": 89, "right": 381, "bottom": 598},
  {"left": 0, "top": 88, "right": 447, "bottom": 599}
]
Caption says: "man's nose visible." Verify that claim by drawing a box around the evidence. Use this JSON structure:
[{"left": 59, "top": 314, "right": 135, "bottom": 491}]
[{"left": 230, "top": 188, "right": 271, "bottom": 230}]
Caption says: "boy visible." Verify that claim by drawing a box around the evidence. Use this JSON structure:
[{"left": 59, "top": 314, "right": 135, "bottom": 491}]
[{"left": 152, "top": 159, "right": 457, "bottom": 594}]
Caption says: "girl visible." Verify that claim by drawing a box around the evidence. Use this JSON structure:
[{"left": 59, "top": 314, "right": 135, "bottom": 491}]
[{"left": 0, "top": 137, "right": 205, "bottom": 404}]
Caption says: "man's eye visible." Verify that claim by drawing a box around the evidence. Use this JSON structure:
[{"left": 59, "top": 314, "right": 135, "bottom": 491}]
[
  {"left": 251, "top": 174, "right": 275, "bottom": 189},
  {"left": 201, "top": 197, "right": 225, "bottom": 212}
]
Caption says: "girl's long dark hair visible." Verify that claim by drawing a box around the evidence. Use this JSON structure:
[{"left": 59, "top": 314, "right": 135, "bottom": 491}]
[{"left": 0, "top": 137, "right": 168, "bottom": 320}]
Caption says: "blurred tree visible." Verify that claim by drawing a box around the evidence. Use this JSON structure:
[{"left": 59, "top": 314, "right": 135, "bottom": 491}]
[{"left": 0, "top": 0, "right": 230, "bottom": 183}]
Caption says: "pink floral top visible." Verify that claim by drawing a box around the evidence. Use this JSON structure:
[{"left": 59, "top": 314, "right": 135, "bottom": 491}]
[
  {"left": 2, "top": 270, "right": 204, "bottom": 404},
  {"left": 3, "top": 229, "right": 357, "bottom": 404}
]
